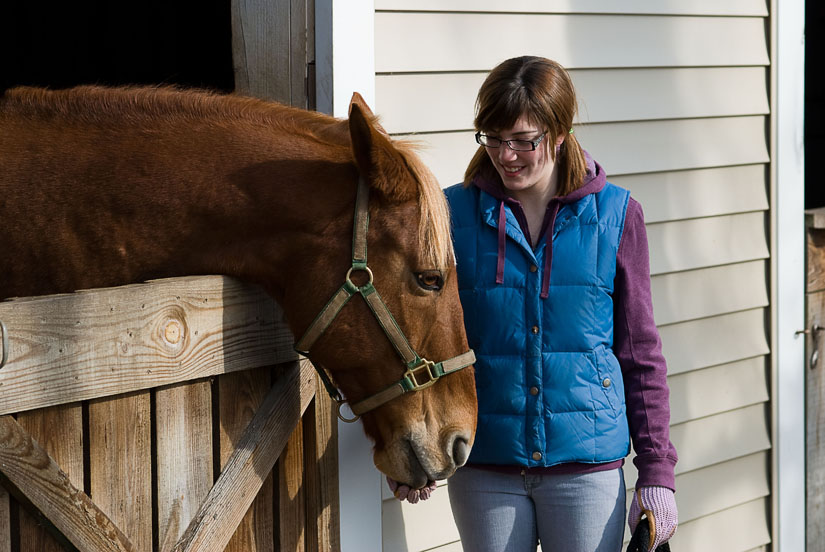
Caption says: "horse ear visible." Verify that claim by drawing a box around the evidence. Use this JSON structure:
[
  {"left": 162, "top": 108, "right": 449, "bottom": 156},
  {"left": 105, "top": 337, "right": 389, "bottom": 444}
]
[{"left": 348, "top": 94, "right": 417, "bottom": 202}]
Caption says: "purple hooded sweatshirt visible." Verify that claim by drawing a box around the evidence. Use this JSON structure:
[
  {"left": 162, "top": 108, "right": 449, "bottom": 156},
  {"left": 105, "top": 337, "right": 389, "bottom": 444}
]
[{"left": 470, "top": 152, "right": 678, "bottom": 490}]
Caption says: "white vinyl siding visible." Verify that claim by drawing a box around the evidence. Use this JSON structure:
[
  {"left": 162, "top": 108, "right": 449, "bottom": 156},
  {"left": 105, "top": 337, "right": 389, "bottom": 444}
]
[{"left": 375, "top": 2, "right": 772, "bottom": 551}]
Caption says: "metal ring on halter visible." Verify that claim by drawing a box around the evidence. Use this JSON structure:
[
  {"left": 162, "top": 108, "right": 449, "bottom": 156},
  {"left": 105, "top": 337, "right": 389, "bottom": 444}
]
[
  {"left": 336, "top": 399, "right": 360, "bottom": 423},
  {"left": 0, "top": 319, "right": 8, "bottom": 370},
  {"left": 345, "top": 266, "right": 374, "bottom": 288}
]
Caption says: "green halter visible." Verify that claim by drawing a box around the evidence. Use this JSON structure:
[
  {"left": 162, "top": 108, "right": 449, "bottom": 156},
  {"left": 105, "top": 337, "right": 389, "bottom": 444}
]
[{"left": 294, "top": 177, "right": 475, "bottom": 422}]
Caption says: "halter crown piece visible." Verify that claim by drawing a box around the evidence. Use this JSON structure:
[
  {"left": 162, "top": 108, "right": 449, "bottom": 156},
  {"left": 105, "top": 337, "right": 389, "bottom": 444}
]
[{"left": 294, "top": 177, "right": 476, "bottom": 422}]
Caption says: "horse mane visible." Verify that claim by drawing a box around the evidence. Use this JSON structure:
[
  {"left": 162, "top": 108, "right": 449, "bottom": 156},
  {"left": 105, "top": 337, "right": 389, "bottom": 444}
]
[{"left": 3, "top": 85, "right": 454, "bottom": 268}]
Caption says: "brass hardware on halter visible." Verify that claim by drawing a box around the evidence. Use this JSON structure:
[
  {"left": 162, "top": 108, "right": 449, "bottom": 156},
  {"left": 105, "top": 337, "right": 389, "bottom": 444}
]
[{"left": 402, "top": 359, "right": 439, "bottom": 392}]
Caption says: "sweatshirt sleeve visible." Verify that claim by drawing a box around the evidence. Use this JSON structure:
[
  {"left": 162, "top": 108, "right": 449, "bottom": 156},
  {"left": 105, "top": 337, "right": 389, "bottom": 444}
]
[{"left": 614, "top": 198, "right": 678, "bottom": 491}]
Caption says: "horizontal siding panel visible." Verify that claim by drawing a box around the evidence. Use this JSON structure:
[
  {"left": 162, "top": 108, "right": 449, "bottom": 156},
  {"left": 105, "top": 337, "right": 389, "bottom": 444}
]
[
  {"left": 659, "top": 309, "right": 769, "bottom": 375},
  {"left": 673, "top": 452, "right": 770, "bottom": 524},
  {"left": 378, "top": 67, "right": 769, "bottom": 134},
  {"left": 647, "top": 212, "right": 769, "bottom": 275},
  {"left": 670, "top": 403, "right": 770, "bottom": 474},
  {"left": 651, "top": 260, "right": 768, "bottom": 325},
  {"left": 410, "top": 117, "right": 769, "bottom": 189},
  {"left": 375, "top": 13, "right": 769, "bottom": 73},
  {"left": 574, "top": 117, "right": 770, "bottom": 176},
  {"left": 668, "top": 357, "right": 768, "bottom": 425},
  {"left": 382, "top": 484, "right": 459, "bottom": 551},
  {"left": 669, "top": 498, "right": 770, "bottom": 551},
  {"left": 612, "top": 165, "right": 769, "bottom": 224},
  {"left": 376, "top": 0, "right": 768, "bottom": 16}
]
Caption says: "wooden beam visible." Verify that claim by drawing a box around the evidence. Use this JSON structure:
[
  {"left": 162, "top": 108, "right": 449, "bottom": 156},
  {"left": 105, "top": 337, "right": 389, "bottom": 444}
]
[
  {"left": 0, "top": 415, "right": 135, "bottom": 552},
  {"left": 0, "top": 275, "right": 297, "bottom": 415},
  {"left": 304, "top": 379, "right": 340, "bottom": 552},
  {"left": 172, "top": 359, "right": 316, "bottom": 552}
]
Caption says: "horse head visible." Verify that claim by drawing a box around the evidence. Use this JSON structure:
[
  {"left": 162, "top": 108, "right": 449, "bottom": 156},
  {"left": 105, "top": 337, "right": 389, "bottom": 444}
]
[{"left": 280, "top": 94, "right": 477, "bottom": 489}]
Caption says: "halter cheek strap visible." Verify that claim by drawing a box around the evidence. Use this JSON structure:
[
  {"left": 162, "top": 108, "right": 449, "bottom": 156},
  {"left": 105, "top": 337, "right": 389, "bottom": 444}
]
[{"left": 294, "top": 177, "right": 475, "bottom": 422}]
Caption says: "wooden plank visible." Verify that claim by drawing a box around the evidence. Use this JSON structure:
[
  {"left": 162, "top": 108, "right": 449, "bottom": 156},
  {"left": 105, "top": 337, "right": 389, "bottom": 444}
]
[
  {"left": 807, "top": 220, "right": 825, "bottom": 293},
  {"left": 659, "top": 309, "right": 769, "bottom": 375},
  {"left": 17, "top": 405, "right": 83, "bottom": 552},
  {"left": 807, "top": 289, "right": 825, "bottom": 550},
  {"left": 88, "top": 392, "right": 152, "bottom": 552},
  {"left": 231, "top": 0, "right": 291, "bottom": 102},
  {"left": 278, "top": 419, "right": 306, "bottom": 551},
  {"left": 375, "top": 13, "right": 769, "bottom": 73},
  {"left": 612, "top": 165, "right": 768, "bottom": 224},
  {"left": 668, "top": 498, "right": 770, "bottom": 551},
  {"left": 375, "top": 0, "right": 769, "bottom": 16},
  {"left": 650, "top": 260, "right": 769, "bottom": 325},
  {"left": 171, "top": 360, "right": 316, "bottom": 552},
  {"left": 647, "top": 213, "right": 769, "bottom": 275},
  {"left": 156, "top": 381, "right": 213, "bottom": 551},
  {"left": 0, "top": 275, "right": 297, "bottom": 415},
  {"left": 668, "top": 357, "right": 769, "bottom": 425},
  {"left": 378, "top": 67, "right": 769, "bottom": 134},
  {"left": 289, "top": 0, "right": 310, "bottom": 108},
  {"left": 415, "top": 117, "right": 770, "bottom": 189},
  {"left": 0, "top": 486, "right": 8, "bottom": 552},
  {"left": 304, "top": 378, "right": 340, "bottom": 552},
  {"left": 0, "top": 415, "right": 135, "bottom": 552},
  {"left": 219, "top": 368, "right": 274, "bottom": 552}
]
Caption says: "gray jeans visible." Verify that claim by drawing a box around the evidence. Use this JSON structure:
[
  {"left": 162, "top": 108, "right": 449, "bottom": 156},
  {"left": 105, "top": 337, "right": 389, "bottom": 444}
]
[{"left": 447, "top": 466, "right": 626, "bottom": 552}]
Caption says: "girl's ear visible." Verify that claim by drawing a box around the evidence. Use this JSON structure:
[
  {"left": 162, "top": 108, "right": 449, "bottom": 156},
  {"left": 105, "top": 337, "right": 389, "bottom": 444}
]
[{"left": 348, "top": 93, "right": 417, "bottom": 202}]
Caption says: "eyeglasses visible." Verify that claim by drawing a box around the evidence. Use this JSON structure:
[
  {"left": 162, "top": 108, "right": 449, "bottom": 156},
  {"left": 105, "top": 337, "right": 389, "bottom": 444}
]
[{"left": 475, "top": 131, "right": 547, "bottom": 152}]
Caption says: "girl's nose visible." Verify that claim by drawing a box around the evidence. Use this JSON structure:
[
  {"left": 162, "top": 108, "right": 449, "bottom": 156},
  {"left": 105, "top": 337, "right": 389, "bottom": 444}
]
[{"left": 497, "top": 145, "right": 518, "bottom": 162}]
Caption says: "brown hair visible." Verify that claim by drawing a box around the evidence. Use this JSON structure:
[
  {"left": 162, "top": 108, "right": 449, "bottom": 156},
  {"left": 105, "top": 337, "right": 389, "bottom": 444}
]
[{"left": 463, "top": 56, "right": 587, "bottom": 196}]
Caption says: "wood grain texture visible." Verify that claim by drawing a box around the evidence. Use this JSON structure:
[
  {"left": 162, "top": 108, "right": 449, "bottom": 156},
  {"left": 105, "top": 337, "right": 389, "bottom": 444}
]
[
  {"left": 304, "top": 380, "right": 339, "bottom": 552},
  {"left": 17, "top": 404, "right": 83, "bottom": 552},
  {"left": 156, "top": 381, "right": 213, "bottom": 551},
  {"left": 219, "top": 368, "right": 274, "bottom": 552},
  {"left": 0, "top": 486, "right": 8, "bottom": 552},
  {"left": 0, "top": 415, "right": 135, "bottom": 552},
  {"left": 278, "top": 419, "right": 306, "bottom": 551},
  {"left": 808, "top": 221, "right": 825, "bottom": 293},
  {"left": 807, "top": 289, "right": 825, "bottom": 550},
  {"left": 171, "top": 360, "right": 315, "bottom": 552},
  {"left": 232, "top": 0, "right": 291, "bottom": 102},
  {"left": 88, "top": 392, "right": 152, "bottom": 552},
  {"left": 0, "top": 275, "right": 297, "bottom": 415}
]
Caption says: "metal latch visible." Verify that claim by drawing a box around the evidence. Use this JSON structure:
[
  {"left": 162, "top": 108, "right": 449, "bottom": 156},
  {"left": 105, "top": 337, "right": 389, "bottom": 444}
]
[{"left": 797, "top": 324, "right": 824, "bottom": 369}]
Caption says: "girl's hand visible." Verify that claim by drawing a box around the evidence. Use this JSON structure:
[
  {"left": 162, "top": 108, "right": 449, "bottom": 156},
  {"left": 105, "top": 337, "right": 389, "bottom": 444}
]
[{"left": 386, "top": 476, "right": 437, "bottom": 504}]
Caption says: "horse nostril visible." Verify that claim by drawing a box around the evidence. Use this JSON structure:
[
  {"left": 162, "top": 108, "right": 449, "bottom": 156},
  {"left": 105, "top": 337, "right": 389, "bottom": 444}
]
[{"left": 452, "top": 436, "right": 471, "bottom": 467}]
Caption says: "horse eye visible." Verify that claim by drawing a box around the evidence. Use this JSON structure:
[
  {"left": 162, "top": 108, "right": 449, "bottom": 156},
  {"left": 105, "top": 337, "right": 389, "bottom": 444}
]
[{"left": 416, "top": 271, "right": 444, "bottom": 291}]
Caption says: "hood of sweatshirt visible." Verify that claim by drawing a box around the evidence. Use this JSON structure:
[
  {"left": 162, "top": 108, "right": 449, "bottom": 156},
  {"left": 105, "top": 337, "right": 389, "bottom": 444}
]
[{"left": 471, "top": 151, "right": 607, "bottom": 298}]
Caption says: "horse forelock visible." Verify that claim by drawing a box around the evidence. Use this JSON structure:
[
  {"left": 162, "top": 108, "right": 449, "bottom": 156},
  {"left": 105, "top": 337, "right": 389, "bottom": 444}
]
[{"left": 393, "top": 140, "right": 455, "bottom": 270}]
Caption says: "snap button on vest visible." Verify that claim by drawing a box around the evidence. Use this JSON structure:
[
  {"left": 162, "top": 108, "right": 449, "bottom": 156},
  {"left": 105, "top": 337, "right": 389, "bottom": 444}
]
[
  {"left": 529, "top": 386, "right": 539, "bottom": 396},
  {"left": 532, "top": 451, "right": 542, "bottom": 461},
  {"left": 529, "top": 264, "right": 538, "bottom": 273},
  {"left": 602, "top": 378, "right": 611, "bottom": 388},
  {"left": 531, "top": 326, "right": 539, "bottom": 334}
]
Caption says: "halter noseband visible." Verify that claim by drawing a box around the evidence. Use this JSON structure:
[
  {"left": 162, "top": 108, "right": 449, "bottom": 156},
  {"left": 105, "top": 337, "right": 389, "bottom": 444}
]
[{"left": 294, "top": 177, "right": 476, "bottom": 423}]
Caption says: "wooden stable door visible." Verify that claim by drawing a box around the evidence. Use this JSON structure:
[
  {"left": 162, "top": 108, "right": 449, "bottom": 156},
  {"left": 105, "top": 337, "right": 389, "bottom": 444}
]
[{"left": 807, "top": 207, "right": 825, "bottom": 552}]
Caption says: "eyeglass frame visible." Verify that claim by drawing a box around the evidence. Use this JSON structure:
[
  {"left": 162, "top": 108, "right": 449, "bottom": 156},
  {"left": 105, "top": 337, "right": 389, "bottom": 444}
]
[{"left": 475, "top": 131, "right": 547, "bottom": 152}]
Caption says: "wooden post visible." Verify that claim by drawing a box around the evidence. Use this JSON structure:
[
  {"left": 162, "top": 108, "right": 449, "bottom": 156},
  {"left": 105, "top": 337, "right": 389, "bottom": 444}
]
[{"left": 806, "top": 206, "right": 825, "bottom": 551}]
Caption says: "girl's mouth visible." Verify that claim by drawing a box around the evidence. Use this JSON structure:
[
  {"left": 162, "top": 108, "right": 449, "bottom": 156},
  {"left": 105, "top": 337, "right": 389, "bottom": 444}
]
[{"left": 502, "top": 166, "right": 523, "bottom": 176}]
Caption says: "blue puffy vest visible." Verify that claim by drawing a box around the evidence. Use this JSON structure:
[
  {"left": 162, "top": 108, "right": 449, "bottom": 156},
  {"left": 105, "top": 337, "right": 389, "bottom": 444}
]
[{"left": 445, "top": 181, "right": 631, "bottom": 467}]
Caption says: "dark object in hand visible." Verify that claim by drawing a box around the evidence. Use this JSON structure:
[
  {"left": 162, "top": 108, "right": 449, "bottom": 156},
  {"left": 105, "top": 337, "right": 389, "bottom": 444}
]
[{"left": 627, "top": 516, "right": 671, "bottom": 552}]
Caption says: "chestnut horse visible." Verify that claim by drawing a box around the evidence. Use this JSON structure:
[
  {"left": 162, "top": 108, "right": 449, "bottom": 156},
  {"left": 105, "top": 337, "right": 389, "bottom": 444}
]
[{"left": 0, "top": 85, "right": 476, "bottom": 488}]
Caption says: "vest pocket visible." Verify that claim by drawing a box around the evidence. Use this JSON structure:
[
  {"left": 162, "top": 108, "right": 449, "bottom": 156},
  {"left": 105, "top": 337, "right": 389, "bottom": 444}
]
[{"left": 595, "top": 347, "right": 625, "bottom": 416}]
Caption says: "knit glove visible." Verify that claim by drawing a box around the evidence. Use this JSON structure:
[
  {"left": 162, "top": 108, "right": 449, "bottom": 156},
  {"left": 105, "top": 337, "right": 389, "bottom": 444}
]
[
  {"left": 386, "top": 476, "right": 437, "bottom": 504},
  {"left": 628, "top": 486, "right": 678, "bottom": 551}
]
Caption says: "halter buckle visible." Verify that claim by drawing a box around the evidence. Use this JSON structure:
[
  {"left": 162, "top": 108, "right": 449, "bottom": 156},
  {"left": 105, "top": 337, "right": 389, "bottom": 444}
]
[{"left": 402, "top": 359, "right": 439, "bottom": 392}]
